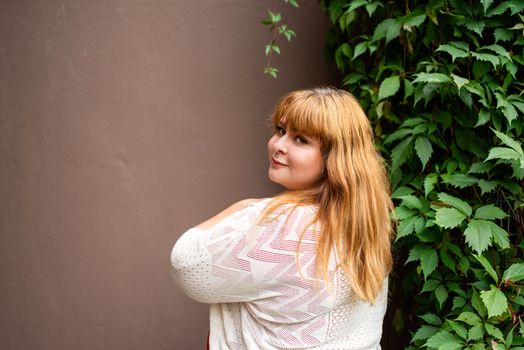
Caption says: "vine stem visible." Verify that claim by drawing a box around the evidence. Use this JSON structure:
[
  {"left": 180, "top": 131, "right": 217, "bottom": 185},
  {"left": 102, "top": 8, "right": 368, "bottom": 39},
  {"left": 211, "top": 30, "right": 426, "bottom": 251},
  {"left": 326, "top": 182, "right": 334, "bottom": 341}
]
[{"left": 265, "top": 0, "right": 280, "bottom": 71}]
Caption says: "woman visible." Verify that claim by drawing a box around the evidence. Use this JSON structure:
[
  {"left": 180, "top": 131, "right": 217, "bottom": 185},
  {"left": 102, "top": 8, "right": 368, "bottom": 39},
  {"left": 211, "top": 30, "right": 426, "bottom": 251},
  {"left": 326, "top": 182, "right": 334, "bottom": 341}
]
[{"left": 170, "top": 87, "right": 394, "bottom": 349}]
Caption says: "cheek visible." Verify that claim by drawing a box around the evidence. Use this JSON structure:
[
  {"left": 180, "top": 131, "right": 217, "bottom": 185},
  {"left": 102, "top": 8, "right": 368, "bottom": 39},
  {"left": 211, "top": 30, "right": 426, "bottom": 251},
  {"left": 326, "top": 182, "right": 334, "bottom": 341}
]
[
  {"left": 295, "top": 152, "right": 321, "bottom": 174},
  {"left": 307, "top": 152, "right": 324, "bottom": 178},
  {"left": 311, "top": 157, "right": 324, "bottom": 177}
]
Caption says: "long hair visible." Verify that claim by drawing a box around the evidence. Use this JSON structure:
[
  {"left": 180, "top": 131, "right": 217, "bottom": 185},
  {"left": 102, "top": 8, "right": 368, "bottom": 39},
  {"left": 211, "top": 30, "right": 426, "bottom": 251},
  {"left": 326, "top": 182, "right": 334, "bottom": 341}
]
[{"left": 260, "top": 87, "right": 394, "bottom": 303}]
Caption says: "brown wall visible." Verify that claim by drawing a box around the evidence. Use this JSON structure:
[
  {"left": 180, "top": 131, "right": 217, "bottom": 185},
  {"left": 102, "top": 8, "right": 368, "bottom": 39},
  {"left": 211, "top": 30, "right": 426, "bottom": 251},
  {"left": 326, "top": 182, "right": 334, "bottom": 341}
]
[{"left": 0, "top": 1, "right": 335, "bottom": 349}]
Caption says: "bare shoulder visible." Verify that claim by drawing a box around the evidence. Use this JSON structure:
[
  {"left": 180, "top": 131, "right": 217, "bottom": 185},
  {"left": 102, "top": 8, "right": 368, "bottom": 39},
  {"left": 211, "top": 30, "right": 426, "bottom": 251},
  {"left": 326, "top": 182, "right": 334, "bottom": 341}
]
[
  {"left": 230, "top": 198, "right": 271, "bottom": 213},
  {"left": 237, "top": 198, "right": 267, "bottom": 206}
]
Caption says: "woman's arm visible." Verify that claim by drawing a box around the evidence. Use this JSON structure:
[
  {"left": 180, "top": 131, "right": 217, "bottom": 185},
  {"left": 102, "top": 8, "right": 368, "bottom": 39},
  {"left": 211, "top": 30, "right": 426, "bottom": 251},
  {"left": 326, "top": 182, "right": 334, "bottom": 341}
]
[
  {"left": 171, "top": 197, "right": 273, "bottom": 303},
  {"left": 195, "top": 198, "right": 265, "bottom": 230}
]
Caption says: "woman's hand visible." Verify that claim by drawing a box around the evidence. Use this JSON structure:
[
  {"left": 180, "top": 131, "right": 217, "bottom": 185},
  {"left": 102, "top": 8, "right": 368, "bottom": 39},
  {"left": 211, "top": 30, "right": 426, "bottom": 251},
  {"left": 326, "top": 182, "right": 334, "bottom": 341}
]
[{"left": 195, "top": 198, "right": 265, "bottom": 230}]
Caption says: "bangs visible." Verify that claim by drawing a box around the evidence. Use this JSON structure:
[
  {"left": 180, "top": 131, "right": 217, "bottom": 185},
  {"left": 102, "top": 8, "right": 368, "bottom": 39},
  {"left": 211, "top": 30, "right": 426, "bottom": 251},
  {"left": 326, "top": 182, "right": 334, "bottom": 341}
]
[{"left": 271, "top": 92, "right": 334, "bottom": 146}]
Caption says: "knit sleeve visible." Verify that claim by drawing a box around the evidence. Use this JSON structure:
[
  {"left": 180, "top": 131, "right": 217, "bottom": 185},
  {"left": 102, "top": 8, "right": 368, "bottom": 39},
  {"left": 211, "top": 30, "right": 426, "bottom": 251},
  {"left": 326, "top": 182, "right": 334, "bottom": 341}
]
[{"left": 170, "top": 199, "right": 276, "bottom": 303}]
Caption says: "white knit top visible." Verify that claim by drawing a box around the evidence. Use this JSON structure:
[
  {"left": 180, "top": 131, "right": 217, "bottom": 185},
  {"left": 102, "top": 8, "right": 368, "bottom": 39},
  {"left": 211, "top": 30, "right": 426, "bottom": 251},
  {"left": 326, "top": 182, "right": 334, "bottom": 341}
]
[{"left": 170, "top": 199, "right": 388, "bottom": 349}]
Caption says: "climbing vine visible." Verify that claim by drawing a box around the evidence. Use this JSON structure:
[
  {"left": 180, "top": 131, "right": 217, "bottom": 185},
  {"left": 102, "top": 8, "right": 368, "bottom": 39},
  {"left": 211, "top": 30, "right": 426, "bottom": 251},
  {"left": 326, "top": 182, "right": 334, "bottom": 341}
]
[{"left": 264, "top": 1, "right": 524, "bottom": 348}]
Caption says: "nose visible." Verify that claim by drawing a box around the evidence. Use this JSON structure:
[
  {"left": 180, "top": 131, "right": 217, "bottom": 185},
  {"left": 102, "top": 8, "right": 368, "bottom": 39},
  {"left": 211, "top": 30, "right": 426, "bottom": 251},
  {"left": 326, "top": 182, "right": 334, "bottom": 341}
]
[{"left": 273, "top": 135, "right": 288, "bottom": 154}]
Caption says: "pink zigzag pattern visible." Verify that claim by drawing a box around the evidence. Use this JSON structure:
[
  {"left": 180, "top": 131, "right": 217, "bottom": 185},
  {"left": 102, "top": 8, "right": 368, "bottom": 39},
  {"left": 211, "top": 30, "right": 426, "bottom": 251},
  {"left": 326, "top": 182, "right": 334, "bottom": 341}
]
[
  {"left": 208, "top": 205, "right": 337, "bottom": 347},
  {"left": 245, "top": 207, "right": 330, "bottom": 345}
]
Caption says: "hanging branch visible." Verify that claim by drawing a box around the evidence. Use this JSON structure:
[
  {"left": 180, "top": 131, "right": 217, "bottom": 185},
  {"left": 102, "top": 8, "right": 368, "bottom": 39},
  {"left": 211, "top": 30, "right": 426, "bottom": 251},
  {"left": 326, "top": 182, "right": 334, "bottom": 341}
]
[{"left": 261, "top": 0, "right": 299, "bottom": 78}]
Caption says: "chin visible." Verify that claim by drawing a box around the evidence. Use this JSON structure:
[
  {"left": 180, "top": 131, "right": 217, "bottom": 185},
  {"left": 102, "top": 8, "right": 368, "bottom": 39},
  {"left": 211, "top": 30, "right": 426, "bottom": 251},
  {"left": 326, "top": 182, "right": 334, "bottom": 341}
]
[{"left": 268, "top": 174, "right": 288, "bottom": 189}]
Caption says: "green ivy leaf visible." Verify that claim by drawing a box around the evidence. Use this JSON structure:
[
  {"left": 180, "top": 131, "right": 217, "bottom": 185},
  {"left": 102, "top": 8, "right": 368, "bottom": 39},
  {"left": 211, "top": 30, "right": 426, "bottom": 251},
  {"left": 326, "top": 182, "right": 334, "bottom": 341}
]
[
  {"left": 440, "top": 249, "right": 456, "bottom": 271},
  {"left": 412, "top": 325, "right": 439, "bottom": 342},
  {"left": 464, "top": 219, "right": 493, "bottom": 254},
  {"left": 415, "top": 136, "right": 433, "bottom": 170},
  {"left": 447, "top": 282, "right": 466, "bottom": 298},
  {"left": 425, "top": 331, "right": 463, "bottom": 349},
  {"left": 267, "top": 9, "right": 282, "bottom": 24},
  {"left": 486, "top": 2, "right": 511, "bottom": 16},
  {"left": 383, "top": 128, "right": 412, "bottom": 144},
  {"left": 452, "top": 296, "right": 466, "bottom": 310},
  {"left": 441, "top": 174, "right": 478, "bottom": 188},
  {"left": 486, "top": 147, "right": 523, "bottom": 161},
  {"left": 404, "top": 79, "right": 414, "bottom": 100},
  {"left": 263, "top": 66, "right": 279, "bottom": 78},
  {"left": 451, "top": 74, "right": 469, "bottom": 90},
  {"left": 475, "top": 109, "right": 490, "bottom": 127},
  {"left": 392, "top": 186, "right": 413, "bottom": 198},
  {"left": 401, "top": 10, "right": 426, "bottom": 27},
  {"left": 502, "top": 263, "right": 524, "bottom": 282},
  {"left": 473, "top": 254, "right": 498, "bottom": 283},
  {"left": 352, "top": 41, "right": 367, "bottom": 60},
  {"left": 399, "top": 195, "right": 422, "bottom": 210},
  {"left": 480, "top": 285, "right": 508, "bottom": 318},
  {"left": 447, "top": 319, "right": 468, "bottom": 340},
  {"left": 457, "top": 311, "right": 481, "bottom": 326},
  {"left": 510, "top": 23, "right": 524, "bottom": 30},
  {"left": 497, "top": 180, "right": 523, "bottom": 195},
  {"left": 394, "top": 205, "right": 416, "bottom": 219},
  {"left": 436, "top": 44, "right": 469, "bottom": 62},
  {"left": 464, "top": 18, "right": 486, "bottom": 36},
  {"left": 472, "top": 52, "right": 500, "bottom": 68},
  {"left": 406, "top": 245, "right": 428, "bottom": 264},
  {"left": 481, "top": 0, "right": 494, "bottom": 13},
  {"left": 471, "top": 289, "right": 487, "bottom": 318},
  {"left": 344, "top": 0, "right": 367, "bottom": 13},
  {"left": 458, "top": 255, "right": 470, "bottom": 274},
  {"left": 413, "top": 72, "right": 452, "bottom": 84},
  {"left": 420, "top": 313, "right": 442, "bottom": 326},
  {"left": 467, "top": 324, "right": 484, "bottom": 341},
  {"left": 435, "top": 284, "right": 448, "bottom": 308},
  {"left": 494, "top": 28, "right": 513, "bottom": 42},
  {"left": 424, "top": 174, "right": 439, "bottom": 196},
  {"left": 341, "top": 73, "right": 364, "bottom": 86},
  {"left": 401, "top": 117, "right": 426, "bottom": 128},
  {"left": 278, "top": 25, "right": 296, "bottom": 41},
  {"left": 477, "top": 179, "right": 498, "bottom": 195},
  {"left": 484, "top": 322, "right": 504, "bottom": 341},
  {"left": 437, "top": 193, "right": 472, "bottom": 216},
  {"left": 396, "top": 215, "right": 419, "bottom": 240},
  {"left": 364, "top": 1, "right": 383, "bottom": 17},
  {"left": 474, "top": 205, "right": 508, "bottom": 220},
  {"left": 492, "top": 129, "right": 524, "bottom": 155},
  {"left": 495, "top": 92, "right": 519, "bottom": 123},
  {"left": 414, "top": 84, "right": 438, "bottom": 106},
  {"left": 508, "top": 1, "right": 524, "bottom": 15},
  {"left": 391, "top": 136, "right": 414, "bottom": 170},
  {"left": 372, "top": 18, "right": 401, "bottom": 44},
  {"left": 487, "top": 221, "right": 510, "bottom": 249},
  {"left": 469, "top": 162, "right": 494, "bottom": 174},
  {"left": 481, "top": 44, "right": 512, "bottom": 61},
  {"left": 435, "top": 208, "right": 467, "bottom": 229},
  {"left": 421, "top": 279, "right": 441, "bottom": 292},
  {"left": 378, "top": 76, "right": 400, "bottom": 100},
  {"left": 420, "top": 249, "right": 439, "bottom": 278}
]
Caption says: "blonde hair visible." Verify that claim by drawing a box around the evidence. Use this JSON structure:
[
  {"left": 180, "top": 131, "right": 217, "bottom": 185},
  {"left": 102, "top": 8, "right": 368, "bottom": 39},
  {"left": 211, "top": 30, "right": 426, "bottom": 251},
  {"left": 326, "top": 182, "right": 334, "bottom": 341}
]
[{"left": 261, "top": 87, "right": 394, "bottom": 303}]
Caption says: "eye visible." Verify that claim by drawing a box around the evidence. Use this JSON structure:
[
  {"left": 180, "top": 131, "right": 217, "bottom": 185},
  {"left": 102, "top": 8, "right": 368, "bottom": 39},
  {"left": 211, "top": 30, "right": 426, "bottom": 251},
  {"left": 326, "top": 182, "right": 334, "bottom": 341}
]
[
  {"left": 295, "top": 136, "right": 307, "bottom": 144},
  {"left": 276, "top": 126, "right": 286, "bottom": 136}
]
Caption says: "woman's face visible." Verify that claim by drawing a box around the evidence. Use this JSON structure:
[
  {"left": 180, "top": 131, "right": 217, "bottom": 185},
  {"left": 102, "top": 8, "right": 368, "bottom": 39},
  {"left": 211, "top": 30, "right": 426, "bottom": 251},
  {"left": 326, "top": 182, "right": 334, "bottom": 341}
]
[{"left": 267, "top": 122, "right": 324, "bottom": 190}]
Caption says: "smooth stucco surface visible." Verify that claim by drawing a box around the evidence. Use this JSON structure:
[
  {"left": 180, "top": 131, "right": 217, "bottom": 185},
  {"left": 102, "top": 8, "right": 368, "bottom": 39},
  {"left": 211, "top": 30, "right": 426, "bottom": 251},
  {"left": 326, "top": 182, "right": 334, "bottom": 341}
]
[{"left": 0, "top": 1, "right": 335, "bottom": 349}]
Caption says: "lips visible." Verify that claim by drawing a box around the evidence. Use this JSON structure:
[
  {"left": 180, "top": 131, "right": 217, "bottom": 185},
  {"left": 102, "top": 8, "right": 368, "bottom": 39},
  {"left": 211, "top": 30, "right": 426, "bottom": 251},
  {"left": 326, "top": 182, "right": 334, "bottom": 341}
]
[{"left": 271, "top": 158, "right": 287, "bottom": 167}]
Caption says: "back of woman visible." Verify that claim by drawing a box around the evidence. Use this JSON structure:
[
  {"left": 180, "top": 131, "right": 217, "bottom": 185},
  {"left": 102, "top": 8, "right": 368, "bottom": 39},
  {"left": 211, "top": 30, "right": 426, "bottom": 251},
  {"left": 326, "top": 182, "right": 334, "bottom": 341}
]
[{"left": 170, "top": 87, "right": 394, "bottom": 349}]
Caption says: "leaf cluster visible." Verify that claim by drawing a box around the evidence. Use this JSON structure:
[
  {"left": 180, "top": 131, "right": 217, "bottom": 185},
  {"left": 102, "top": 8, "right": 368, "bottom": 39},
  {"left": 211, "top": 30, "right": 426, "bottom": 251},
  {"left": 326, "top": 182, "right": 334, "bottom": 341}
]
[
  {"left": 261, "top": 2, "right": 299, "bottom": 78},
  {"left": 320, "top": 0, "right": 524, "bottom": 348}
]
